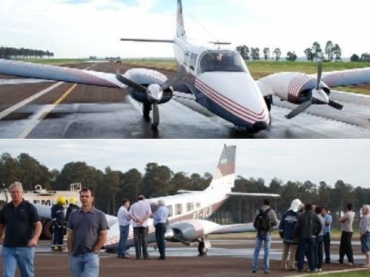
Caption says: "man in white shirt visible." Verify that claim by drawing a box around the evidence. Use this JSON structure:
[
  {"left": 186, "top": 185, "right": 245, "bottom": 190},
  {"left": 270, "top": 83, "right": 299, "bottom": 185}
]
[
  {"left": 129, "top": 195, "right": 152, "bottom": 260},
  {"left": 117, "top": 199, "right": 131, "bottom": 259},
  {"left": 338, "top": 202, "right": 355, "bottom": 265}
]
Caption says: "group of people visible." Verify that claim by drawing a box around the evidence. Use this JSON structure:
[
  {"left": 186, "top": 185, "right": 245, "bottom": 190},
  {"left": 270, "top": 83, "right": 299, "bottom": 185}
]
[
  {"left": 0, "top": 181, "right": 108, "bottom": 277},
  {"left": 251, "top": 198, "right": 370, "bottom": 274},
  {"left": 116, "top": 195, "right": 169, "bottom": 261}
]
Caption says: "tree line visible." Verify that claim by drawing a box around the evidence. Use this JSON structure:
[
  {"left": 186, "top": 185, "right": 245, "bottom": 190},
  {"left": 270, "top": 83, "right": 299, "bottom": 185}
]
[
  {"left": 1, "top": 152, "right": 369, "bottom": 228},
  {"left": 0, "top": 46, "right": 54, "bottom": 59},
  {"left": 236, "top": 40, "right": 369, "bottom": 63}
]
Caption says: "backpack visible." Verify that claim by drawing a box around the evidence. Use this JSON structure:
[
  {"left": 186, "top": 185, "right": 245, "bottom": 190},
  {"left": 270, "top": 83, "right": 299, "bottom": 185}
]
[{"left": 254, "top": 208, "right": 271, "bottom": 233}]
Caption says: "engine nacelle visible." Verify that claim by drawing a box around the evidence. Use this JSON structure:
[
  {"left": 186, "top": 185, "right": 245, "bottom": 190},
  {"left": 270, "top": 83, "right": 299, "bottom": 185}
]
[
  {"left": 124, "top": 68, "right": 173, "bottom": 104},
  {"left": 166, "top": 221, "right": 205, "bottom": 242},
  {"left": 258, "top": 72, "right": 330, "bottom": 104}
]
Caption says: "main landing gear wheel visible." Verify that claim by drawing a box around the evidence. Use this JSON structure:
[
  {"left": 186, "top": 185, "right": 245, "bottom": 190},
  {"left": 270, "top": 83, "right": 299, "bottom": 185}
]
[
  {"left": 151, "top": 103, "right": 159, "bottom": 129},
  {"left": 198, "top": 241, "right": 207, "bottom": 256}
]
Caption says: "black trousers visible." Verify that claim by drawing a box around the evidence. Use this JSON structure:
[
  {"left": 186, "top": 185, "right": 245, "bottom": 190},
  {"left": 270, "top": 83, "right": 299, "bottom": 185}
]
[
  {"left": 339, "top": 231, "right": 354, "bottom": 263},
  {"left": 133, "top": 227, "right": 149, "bottom": 258},
  {"left": 155, "top": 223, "right": 167, "bottom": 258}
]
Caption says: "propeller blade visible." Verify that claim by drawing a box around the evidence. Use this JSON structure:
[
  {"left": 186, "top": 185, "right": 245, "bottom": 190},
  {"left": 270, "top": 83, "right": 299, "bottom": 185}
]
[
  {"left": 316, "top": 59, "right": 322, "bottom": 90},
  {"left": 328, "top": 100, "right": 344, "bottom": 110},
  {"left": 115, "top": 74, "right": 147, "bottom": 93},
  {"left": 285, "top": 99, "right": 313, "bottom": 119},
  {"left": 161, "top": 66, "right": 187, "bottom": 90}
]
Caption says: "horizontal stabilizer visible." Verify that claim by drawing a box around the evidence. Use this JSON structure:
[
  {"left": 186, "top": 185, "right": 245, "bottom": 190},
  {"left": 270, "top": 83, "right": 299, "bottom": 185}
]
[
  {"left": 120, "top": 38, "right": 173, "bottom": 43},
  {"left": 227, "top": 192, "right": 280, "bottom": 197},
  {"left": 208, "top": 41, "right": 231, "bottom": 45},
  {"left": 177, "top": 190, "right": 197, "bottom": 193}
]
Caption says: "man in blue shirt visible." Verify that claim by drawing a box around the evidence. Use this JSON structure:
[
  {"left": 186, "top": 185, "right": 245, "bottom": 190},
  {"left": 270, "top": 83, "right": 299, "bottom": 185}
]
[
  {"left": 321, "top": 206, "right": 332, "bottom": 263},
  {"left": 153, "top": 199, "right": 169, "bottom": 260}
]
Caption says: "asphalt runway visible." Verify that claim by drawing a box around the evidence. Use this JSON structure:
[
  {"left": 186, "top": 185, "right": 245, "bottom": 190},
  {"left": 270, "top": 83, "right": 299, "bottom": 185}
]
[
  {"left": 0, "top": 240, "right": 368, "bottom": 277},
  {"left": 0, "top": 62, "right": 369, "bottom": 138}
]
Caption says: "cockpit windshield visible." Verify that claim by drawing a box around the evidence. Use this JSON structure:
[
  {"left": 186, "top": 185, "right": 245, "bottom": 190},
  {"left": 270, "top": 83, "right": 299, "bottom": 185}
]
[{"left": 198, "top": 51, "right": 248, "bottom": 74}]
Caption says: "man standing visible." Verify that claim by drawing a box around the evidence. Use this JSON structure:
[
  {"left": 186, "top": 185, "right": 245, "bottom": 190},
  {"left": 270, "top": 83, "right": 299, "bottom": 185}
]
[
  {"left": 251, "top": 199, "right": 279, "bottom": 274},
  {"left": 153, "top": 199, "right": 169, "bottom": 260},
  {"left": 359, "top": 204, "right": 370, "bottom": 268},
  {"left": 321, "top": 207, "right": 332, "bottom": 264},
  {"left": 117, "top": 199, "right": 131, "bottom": 259},
  {"left": 129, "top": 195, "right": 152, "bottom": 260},
  {"left": 0, "top": 181, "right": 42, "bottom": 277},
  {"left": 338, "top": 202, "right": 355, "bottom": 265},
  {"left": 51, "top": 196, "right": 66, "bottom": 251},
  {"left": 67, "top": 188, "right": 108, "bottom": 277},
  {"left": 295, "top": 203, "right": 322, "bottom": 272},
  {"left": 279, "top": 199, "right": 302, "bottom": 271},
  {"left": 314, "top": 206, "right": 325, "bottom": 272}
]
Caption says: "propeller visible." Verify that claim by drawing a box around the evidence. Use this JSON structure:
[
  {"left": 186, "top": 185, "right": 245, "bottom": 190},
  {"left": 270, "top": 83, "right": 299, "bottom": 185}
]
[
  {"left": 285, "top": 59, "right": 343, "bottom": 119},
  {"left": 115, "top": 65, "right": 187, "bottom": 103}
]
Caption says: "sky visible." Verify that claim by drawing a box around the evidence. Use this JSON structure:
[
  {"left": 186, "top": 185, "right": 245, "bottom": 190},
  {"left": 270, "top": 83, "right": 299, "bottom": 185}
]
[
  {"left": 0, "top": 139, "right": 369, "bottom": 189},
  {"left": 1, "top": 0, "right": 369, "bottom": 58}
]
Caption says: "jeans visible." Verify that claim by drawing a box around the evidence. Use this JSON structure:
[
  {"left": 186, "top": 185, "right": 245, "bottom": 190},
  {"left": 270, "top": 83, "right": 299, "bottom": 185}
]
[
  {"left": 339, "top": 231, "right": 354, "bottom": 263},
  {"left": 2, "top": 246, "right": 35, "bottom": 277},
  {"left": 70, "top": 252, "right": 99, "bottom": 277},
  {"left": 252, "top": 234, "right": 271, "bottom": 271},
  {"left": 155, "top": 223, "right": 167, "bottom": 258},
  {"left": 133, "top": 227, "right": 149, "bottom": 258},
  {"left": 297, "top": 238, "right": 315, "bottom": 271},
  {"left": 323, "top": 232, "right": 331, "bottom": 262},
  {"left": 118, "top": 225, "right": 130, "bottom": 258}
]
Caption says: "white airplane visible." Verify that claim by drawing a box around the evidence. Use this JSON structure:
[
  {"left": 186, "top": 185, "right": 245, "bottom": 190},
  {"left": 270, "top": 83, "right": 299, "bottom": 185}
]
[
  {"left": 1, "top": 0, "right": 369, "bottom": 133},
  {"left": 35, "top": 144, "right": 280, "bottom": 255}
]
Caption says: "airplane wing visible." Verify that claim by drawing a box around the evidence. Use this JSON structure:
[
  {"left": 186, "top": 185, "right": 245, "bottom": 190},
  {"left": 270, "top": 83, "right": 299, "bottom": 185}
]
[
  {"left": 208, "top": 222, "right": 255, "bottom": 234},
  {"left": 227, "top": 192, "right": 280, "bottom": 197},
  {"left": 0, "top": 59, "right": 126, "bottom": 89},
  {"left": 34, "top": 203, "right": 117, "bottom": 228},
  {"left": 318, "top": 67, "right": 370, "bottom": 87},
  {"left": 0, "top": 78, "right": 53, "bottom": 85}
]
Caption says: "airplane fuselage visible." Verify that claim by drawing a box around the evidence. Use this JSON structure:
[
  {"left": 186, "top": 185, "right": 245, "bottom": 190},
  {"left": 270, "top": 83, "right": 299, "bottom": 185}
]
[{"left": 172, "top": 37, "right": 270, "bottom": 132}]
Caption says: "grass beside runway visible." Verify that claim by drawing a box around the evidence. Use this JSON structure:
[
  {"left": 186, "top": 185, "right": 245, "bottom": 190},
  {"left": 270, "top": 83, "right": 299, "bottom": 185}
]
[{"left": 20, "top": 58, "right": 88, "bottom": 65}]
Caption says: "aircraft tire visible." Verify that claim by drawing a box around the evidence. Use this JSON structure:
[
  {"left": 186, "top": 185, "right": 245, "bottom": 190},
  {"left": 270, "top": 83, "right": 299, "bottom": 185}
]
[
  {"left": 42, "top": 219, "right": 53, "bottom": 240},
  {"left": 198, "top": 242, "right": 207, "bottom": 256},
  {"left": 151, "top": 103, "right": 159, "bottom": 129}
]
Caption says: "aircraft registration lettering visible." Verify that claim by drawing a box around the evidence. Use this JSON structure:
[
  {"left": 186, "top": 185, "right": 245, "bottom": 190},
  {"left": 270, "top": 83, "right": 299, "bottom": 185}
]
[{"left": 193, "top": 206, "right": 213, "bottom": 219}]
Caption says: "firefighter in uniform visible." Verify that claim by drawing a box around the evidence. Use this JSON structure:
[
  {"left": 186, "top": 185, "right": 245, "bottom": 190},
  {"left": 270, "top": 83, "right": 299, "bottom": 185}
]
[
  {"left": 51, "top": 196, "right": 66, "bottom": 251},
  {"left": 66, "top": 197, "right": 79, "bottom": 223}
]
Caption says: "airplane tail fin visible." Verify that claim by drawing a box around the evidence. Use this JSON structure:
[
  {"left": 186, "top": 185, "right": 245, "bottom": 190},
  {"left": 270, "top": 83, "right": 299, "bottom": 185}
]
[
  {"left": 176, "top": 0, "right": 186, "bottom": 37},
  {"left": 204, "top": 145, "right": 236, "bottom": 192}
]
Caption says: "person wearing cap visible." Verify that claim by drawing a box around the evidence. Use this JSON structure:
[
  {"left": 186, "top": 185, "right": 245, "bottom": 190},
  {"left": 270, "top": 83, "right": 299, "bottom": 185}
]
[
  {"left": 279, "top": 199, "right": 302, "bottom": 271},
  {"left": 294, "top": 203, "right": 322, "bottom": 272},
  {"left": 153, "top": 199, "right": 169, "bottom": 260},
  {"left": 51, "top": 196, "right": 66, "bottom": 251}
]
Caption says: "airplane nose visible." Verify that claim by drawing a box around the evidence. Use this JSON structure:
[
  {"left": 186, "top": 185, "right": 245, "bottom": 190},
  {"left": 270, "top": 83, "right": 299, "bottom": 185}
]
[{"left": 253, "top": 121, "right": 268, "bottom": 132}]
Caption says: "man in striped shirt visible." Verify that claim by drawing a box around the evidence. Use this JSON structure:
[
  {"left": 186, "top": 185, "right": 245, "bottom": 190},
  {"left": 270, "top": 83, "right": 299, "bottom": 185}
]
[{"left": 359, "top": 204, "right": 370, "bottom": 268}]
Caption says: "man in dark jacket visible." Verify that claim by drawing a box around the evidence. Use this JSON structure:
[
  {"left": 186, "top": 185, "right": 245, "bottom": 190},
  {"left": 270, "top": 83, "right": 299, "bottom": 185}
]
[
  {"left": 279, "top": 199, "right": 302, "bottom": 270},
  {"left": 295, "top": 203, "right": 322, "bottom": 272}
]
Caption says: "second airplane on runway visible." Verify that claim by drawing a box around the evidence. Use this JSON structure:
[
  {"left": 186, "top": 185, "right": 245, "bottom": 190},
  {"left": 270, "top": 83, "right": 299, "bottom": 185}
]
[{"left": 0, "top": 0, "right": 369, "bottom": 133}]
